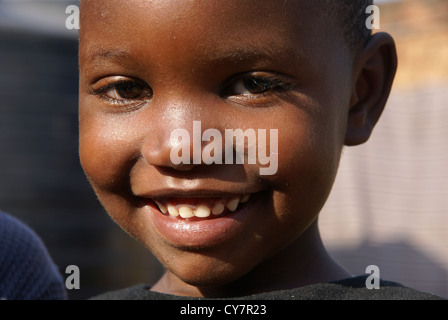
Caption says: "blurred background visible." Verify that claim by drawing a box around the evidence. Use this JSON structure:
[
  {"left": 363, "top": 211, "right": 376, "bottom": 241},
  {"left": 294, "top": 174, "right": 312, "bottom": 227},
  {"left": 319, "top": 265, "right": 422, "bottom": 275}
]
[
  {"left": 320, "top": 0, "right": 448, "bottom": 298},
  {"left": 0, "top": 0, "right": 446, "bottom": 299},
  {"left": 0, "top": 0, "right": 163, "bottom": 300}
]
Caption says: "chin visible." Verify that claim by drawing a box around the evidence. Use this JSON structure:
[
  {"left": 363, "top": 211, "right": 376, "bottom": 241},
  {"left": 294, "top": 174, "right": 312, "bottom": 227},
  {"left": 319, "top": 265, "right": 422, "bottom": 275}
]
[{"left": 166, "top": 254, "right": 254, "bottom": 290}]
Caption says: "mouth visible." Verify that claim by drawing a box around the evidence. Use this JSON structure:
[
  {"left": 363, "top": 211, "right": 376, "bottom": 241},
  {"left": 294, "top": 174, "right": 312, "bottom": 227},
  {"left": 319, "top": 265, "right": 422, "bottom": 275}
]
[
  {"left": 151, "top": 194, "right": 252, "bottom": 219},
  {"left": 140, "top": 191, "right": 263, "bottom": 249}
]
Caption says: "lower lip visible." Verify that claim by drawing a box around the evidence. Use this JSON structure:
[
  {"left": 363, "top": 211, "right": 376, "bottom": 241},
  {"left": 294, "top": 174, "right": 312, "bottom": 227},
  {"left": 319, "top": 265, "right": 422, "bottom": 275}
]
[{"left": 146, "top": 194, "right": 261, "bottom": 249}]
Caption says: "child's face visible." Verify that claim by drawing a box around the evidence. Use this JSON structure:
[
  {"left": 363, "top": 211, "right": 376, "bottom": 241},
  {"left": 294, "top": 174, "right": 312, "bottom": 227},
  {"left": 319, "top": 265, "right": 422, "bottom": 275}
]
[{"left": 79, "top": 0, "right": 354, "bottom": 291}]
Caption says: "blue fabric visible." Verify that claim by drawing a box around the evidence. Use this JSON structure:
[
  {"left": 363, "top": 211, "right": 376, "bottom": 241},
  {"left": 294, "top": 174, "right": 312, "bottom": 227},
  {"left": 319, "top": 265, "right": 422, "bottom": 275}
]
[{"left": 0, "top": 211, "right": 67, "bottom": 300}]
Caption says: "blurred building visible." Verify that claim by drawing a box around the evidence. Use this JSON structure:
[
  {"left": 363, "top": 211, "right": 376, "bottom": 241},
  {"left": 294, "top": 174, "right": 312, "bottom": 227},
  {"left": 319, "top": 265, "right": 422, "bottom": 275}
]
[
  {"left": 0, "top": 0, "right": 162, "bottom": 300},
  {"left": 320, "top": 0, "right": 448, "bottom": 298}
]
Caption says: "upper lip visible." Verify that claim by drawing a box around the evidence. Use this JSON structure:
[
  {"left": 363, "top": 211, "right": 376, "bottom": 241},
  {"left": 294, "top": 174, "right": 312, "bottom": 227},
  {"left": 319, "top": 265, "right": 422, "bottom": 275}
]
[{"left": 134, "top": 188, "right": 263, "bottom": 200}]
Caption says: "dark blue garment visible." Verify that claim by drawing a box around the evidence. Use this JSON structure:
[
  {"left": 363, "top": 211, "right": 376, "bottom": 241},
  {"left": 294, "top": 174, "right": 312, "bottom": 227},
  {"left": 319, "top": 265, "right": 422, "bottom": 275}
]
[{"left": 0, "top": 211, "right": 67, "bottom": 300}]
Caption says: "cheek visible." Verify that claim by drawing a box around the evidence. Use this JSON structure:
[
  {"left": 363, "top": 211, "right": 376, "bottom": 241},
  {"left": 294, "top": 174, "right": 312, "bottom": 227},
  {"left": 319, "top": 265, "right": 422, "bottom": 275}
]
[
  {"left": 267, "top": 116, "right": 343, "bottom": 226},
  {"left": 78, "top": 114, "right": 147, "bottom": 238},
  {"left": 78, "top": 113, "right": 139, "bottom": 192}
]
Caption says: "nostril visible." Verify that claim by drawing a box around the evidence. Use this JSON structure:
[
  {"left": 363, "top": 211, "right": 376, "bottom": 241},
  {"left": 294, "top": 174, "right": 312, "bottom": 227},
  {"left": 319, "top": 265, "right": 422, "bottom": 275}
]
[{"left": 141, "top": 136, "right": 198, "bottom": 171}]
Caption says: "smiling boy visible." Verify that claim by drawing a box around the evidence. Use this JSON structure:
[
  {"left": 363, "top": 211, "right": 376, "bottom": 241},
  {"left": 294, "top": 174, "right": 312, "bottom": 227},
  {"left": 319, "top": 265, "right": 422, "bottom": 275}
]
[{"left": 78, "top": 0, "right": 441, "bottom": 299}]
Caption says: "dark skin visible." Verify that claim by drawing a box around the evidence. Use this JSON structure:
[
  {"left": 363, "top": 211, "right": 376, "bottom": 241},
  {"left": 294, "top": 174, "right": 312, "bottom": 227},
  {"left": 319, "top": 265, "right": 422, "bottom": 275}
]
[{"left": 78, "top": 0, "right": 397, "bottom": 297}]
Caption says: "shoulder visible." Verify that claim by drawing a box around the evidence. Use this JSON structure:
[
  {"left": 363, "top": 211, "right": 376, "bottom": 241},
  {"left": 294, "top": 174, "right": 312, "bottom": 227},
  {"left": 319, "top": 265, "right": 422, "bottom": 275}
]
[{"left": 0, "top": 211, "right": 67, "bottom": 300}]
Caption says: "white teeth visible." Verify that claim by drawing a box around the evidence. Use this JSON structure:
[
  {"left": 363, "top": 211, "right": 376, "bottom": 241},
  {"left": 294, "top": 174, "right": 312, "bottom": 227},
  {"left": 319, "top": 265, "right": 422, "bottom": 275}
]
[
  {"left": 194, "top": 205, "right": 211, "bottom": 218},
  {"left": 167, "top": 204, "right": 179, "bottom": 217},
  {"left": 212, "top": 202, "right": 225, "bottom": 215},
  {"left": 226, "top": 197, "right": 240, "bottom": 212},
  {"left": 179, "top": 206, "right": 195, "bottom": 219},
  {"left": 159, "top": 194, "right": 252, "bottom": 219}
]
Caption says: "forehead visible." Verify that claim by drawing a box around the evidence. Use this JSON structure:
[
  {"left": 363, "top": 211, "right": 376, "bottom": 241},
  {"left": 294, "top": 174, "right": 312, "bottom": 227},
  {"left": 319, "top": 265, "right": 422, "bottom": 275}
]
[
  {"left": 80, "top": 0, "right": 321, "bottom": 30},
  {"left": 79, "top": 0, "right": 331, "bottom": 70}
]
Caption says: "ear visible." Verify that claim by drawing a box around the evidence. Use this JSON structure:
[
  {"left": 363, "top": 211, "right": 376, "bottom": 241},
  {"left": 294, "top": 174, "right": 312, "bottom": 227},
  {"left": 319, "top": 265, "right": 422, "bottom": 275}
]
[{"left": 345, "top": 32, "right": 398, "bottom": 146}]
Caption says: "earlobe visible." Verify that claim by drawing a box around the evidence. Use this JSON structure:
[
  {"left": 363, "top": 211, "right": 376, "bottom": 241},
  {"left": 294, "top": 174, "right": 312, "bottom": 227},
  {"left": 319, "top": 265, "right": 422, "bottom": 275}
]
[{"left": 345, "top": 32, "right": 398, "bottom": 146}]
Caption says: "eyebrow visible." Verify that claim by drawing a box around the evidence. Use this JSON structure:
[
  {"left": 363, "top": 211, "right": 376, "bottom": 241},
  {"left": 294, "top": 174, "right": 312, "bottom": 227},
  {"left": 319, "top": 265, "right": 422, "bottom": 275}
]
[
  {"left": 203, "top": 44, "right": 306, "bottom": 72},
  {"left": 80, "top": 47, "right": 144, "bottom": 74},
  {"left": 210, "top": 48, "right": 277, "bottom": 66},
  {"left": 87, "top": 46, "right": 276, "bottom": 62},
  {"left": 83, "top": 41, "right": 306, "bottom": 73},
  {"left": 87, "top": 48, "right": 132, "bottom": 63}
]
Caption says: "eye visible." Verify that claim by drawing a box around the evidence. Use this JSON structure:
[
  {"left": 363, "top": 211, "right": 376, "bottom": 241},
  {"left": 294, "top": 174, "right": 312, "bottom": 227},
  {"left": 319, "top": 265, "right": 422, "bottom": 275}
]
[
  {"left": 103, "top": 81, "right": 149, "bottom": 100},
  {"left": 91, "top": 78, "right": 153, "bottom": 105},
  {"left": 222, "top": 73, "right": 294, "bottom": 97}
]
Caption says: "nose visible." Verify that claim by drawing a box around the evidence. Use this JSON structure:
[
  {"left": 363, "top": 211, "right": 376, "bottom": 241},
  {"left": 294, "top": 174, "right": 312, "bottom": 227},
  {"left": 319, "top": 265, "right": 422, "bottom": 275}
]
[
  {"left": 140, "top": 97, "right": 221, "bottom": 172},
  {"left": 141, "top": 130, "right": 198, "bottom": 171}
]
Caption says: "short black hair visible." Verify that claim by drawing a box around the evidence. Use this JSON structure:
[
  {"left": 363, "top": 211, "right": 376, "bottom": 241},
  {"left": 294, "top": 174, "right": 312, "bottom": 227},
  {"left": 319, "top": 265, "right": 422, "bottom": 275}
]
[{"left": 326, "top": 0, "right": 374, "bottom": 51}]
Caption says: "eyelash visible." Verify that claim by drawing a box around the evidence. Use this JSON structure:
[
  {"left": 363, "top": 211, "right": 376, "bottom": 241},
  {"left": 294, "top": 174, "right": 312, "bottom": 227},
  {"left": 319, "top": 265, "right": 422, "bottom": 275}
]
[
  {"left": 222, "top": 74, "right": 295, "bottom": 98},
  {"left": 90, "top": 73, "right": 295, "bottom": 106},
  {"left": 90, "top": 79, "right": 153, "bottom": 105}
]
